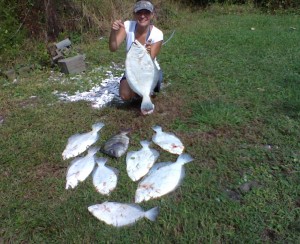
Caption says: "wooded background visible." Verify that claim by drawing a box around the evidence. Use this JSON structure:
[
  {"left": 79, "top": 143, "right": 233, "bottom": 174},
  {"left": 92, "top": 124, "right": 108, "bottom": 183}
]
[{"left": 0, "top": 0, "right": 299, "bottom": 67}]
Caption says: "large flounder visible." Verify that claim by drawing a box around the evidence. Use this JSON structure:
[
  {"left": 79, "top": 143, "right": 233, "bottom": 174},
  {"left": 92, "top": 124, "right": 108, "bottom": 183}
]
[{"left": 125, "top": 40, "right": 159, "bottom": 115}]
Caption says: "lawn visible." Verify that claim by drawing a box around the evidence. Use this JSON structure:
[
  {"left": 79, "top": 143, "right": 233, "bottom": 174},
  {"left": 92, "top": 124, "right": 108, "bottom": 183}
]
[{"left": 1, "top": 6, "right": 300, "bottom": 243}]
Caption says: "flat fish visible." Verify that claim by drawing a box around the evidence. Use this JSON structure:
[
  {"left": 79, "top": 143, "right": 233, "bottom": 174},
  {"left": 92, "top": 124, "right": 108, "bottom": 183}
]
[
  {"left": 62, "top": 122, "right": 104, "bottom": 160},
  {"left": 125, "top": 40, "right": 159, "bottom": 115},
  {"left": 65, "top": 146, "right": 99, "bottom": 189},
  {"left": 88, "top": 201, "right": 159, "bottom": 227},
  {"left": 102, "top": 130, "right": 130, "bottom": 158},
  {"left": 152, "top": 125, "right": 184, "bottom": 155},
  {"left": 126, "top": 140, "right": 159, "bottom": 181},
  {"left": 92, "top": 157, "right": 119, "bottom": 195},
  {"left": 135, "top": 153, "right": 194, "bottom": 203}
]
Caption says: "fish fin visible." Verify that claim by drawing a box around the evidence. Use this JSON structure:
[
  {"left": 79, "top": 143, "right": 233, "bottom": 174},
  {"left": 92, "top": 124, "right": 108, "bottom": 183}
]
[
  {"left": 141, "top": 96, "right": 154, "bottom": 115},
  {"left": 66, "top": 178, "right": 78, "bottom": 189},
  {"left": 177, "top": 153, "right": 194, "bottom": 165},
  {"left": 145, "top": 206, "right": 159, "bottom": 221},
  {"left": 92, "top": 122, "right": 105, "bottom": 131}
]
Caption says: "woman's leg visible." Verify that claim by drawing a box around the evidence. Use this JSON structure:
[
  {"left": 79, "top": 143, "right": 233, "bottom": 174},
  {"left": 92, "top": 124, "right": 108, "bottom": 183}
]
[{"left": 119, "top": 78, "right": 137, "bottom": 100}]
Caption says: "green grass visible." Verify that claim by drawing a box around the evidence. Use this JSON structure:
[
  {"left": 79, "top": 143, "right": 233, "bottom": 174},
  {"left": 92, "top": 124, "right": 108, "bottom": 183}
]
[{"left": 1, "top": 6, "right": 300, "bottom": 243}]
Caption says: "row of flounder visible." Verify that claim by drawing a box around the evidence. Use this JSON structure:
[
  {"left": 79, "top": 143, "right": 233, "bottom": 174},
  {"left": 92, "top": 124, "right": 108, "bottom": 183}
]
[{"left": 62, "top": 122, "right": 193, "bottom": 227}]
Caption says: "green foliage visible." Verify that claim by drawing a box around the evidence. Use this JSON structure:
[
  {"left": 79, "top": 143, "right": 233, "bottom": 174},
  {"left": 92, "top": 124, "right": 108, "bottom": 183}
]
[
  {"left": 253, "top": 0, "right": 300, "bottom": 10},
  {"left": 0, "top": 2, "right": 26, "bottom": 57}
]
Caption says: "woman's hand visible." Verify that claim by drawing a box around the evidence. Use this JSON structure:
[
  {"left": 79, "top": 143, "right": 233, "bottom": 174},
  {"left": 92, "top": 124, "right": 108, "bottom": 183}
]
[
  {"left": 145, "top": 39, "right": 152, "bottom": 55},
  {"left": 111, "top": 20, "right": 124, "bottom": 31}
]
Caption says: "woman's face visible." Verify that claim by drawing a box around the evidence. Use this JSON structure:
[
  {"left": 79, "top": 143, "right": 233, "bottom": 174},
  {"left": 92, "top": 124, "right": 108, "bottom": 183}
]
[{"left": 135, "top": 9, "right": 153, "bottom": 27}]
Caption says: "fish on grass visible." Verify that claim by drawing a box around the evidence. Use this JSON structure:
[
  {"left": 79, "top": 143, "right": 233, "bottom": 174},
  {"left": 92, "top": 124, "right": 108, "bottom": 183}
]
[
  {"left": 102, "top": 129, "right": 130, "bottom": 158},
  {"left": 92, "top": 157, "right": 119, "bottom": 195},
  {"left": 65, "top": 146, "right": 99, "bottom": 189},
  {"left": 125, "top": 40, "right": 159, "bottom": 115},
  {"left": 62, "top": 122, "right": 104, "bottom": 160},
  {"left": 126, "top": 140, "right": 159, "bottom": 181},
  {"left": 135, "top": 153, "right": 194, "bottom": 203},
  {"left": 88, "top": 201, "right": 159, "bottom": 227},
  {"left": 152, "top": 125, "right": 185, "bottom": 155}
]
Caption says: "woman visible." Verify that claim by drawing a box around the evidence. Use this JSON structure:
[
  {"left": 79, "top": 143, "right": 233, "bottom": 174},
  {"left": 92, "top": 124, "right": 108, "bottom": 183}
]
[{"left": 109, "top": 0, "right": 163, "bottom": 101}]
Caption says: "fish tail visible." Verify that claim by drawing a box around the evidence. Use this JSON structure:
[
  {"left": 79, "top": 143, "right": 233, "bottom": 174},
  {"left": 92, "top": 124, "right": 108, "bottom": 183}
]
[
  {"left": 177, "top": 153, "right": 194, "bottom": 165},
  {"left": 141, "top": 96, "right": 154, "bottom": 115},
  {"left": 140, "top": 140, "right": 150, "bottom": 148},
  {"left": 95, "top": 157, "right": 107, "bottom": 166},
  {"left": 87, "top": 146, "right": 100, "bottom": 155},
  {"left": 152, "top": 125, "right": 162, "bottom": 132},
  {"left": 92, "top": 122, "right": 105, "bottom": 131},
  {"left": 145, "top": 206, "right": 159, "bottom": 221}
]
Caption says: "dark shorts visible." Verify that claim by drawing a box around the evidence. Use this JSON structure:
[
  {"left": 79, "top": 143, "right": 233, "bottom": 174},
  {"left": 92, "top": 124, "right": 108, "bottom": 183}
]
[{"left": 120, "top": 70, "right": 163, "bottom": 93}]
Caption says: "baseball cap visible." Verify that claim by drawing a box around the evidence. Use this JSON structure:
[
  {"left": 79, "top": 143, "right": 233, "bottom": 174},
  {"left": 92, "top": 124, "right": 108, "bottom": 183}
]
[{"left": 134, "top": 1, "right": 154, "bottom": 13}]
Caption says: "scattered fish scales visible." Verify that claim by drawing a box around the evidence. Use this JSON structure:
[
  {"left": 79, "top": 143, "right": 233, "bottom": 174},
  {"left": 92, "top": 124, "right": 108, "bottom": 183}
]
[
  {"left": 152, "top": 125, "right": 184, "bottom": 155},
  {"left": 92, "top": 157, "right": 119, "bottom": 195},
  {"left": 126, "top": 140, "right": 159, "bottom": 181},
  {"left": 62, "top": 122, "right": 104, "bottom": 160},
  {"left": 88, "top": 201, "right": 159, "bottom": 227},
  {"left": 125, "top": 40, "right": 159, "bottom": 115},
  {"left": 135, "top": 153, "right": 194, "bottom": 203},
  {"left": 102, "top": 130, "right": 130, "bottom": 158},
  {"left": 65, "top": 146, "right": 99, "bottom": 189}
]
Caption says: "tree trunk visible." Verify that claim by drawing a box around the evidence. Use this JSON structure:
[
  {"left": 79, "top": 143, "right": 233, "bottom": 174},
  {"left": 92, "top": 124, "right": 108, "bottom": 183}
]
[{"left": 44, "top": 0, "right": 60, "bottom": 42}]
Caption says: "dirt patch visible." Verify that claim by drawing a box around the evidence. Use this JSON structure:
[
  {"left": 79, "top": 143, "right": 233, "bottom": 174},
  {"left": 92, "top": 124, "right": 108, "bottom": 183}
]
[{"left": 33, "top": 162, "right": 65, "bottom": 180}]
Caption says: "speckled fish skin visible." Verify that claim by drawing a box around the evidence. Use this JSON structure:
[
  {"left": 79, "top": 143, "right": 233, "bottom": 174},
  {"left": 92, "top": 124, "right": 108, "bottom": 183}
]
[
  {"left": 65, "top": 146, "right": 99, "bottom": 189},
  {"left": 62, "top": 122, "right": 104, "bottom": 160},
  {"left": 88, "top": 201, "right": 159, "bottom": 227},
  {"left": 125, "top": 40, "right": 159, "bottom": 115},
  {"left": 126, "top": 140, "right": 159, "bottom": 182},
  {"left": 152, "top": 125, "right": 184, "bottom": 155},
  {"left": 102, "top": 130, "right": 130, "bottom": 158},
  {"left": 135, "top": 153, "right": 194, "bottom": 203},
  {"left": 92, "top": 157, "right": 119, "bottom": 195}
]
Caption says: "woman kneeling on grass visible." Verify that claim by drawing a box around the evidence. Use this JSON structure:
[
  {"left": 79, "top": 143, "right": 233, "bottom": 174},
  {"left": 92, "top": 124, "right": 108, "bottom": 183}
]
[{"left": 109, "top": 0, "right": 164, "bottom": 101}]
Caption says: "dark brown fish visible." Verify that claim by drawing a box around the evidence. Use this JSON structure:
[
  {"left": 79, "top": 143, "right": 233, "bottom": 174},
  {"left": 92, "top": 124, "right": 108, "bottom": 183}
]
[{"left": 102, "top": 130, "right": 130, "bottom": 158}]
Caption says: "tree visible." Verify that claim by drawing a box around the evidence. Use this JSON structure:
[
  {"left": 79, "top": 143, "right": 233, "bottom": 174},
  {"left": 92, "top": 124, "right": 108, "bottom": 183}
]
[{"left": 44, "top": 0, "right": 61, "bottom": 42}]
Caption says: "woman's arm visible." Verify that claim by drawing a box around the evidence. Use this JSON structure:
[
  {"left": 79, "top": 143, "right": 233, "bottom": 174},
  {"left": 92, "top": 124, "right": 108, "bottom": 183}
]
[
  {"left": 147, "top": 40, "right": 163, "bottom": 59},
  {"left": 109, "top": 20, "right": 126, "bottom": 52}
]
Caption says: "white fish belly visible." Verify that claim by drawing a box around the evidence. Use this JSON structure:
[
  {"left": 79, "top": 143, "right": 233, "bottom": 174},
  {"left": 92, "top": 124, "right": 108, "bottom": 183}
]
[
  {"left": 93, "top": 166, "right": 118, "bottom": 195},
  {"left": 62, "top": 122, "right": 104, "bottom": 160},
  {"left": 126, "top": 149, "right": 159, "bottom": 181},
  {"left": 135, "top": 164, "right": 185, "bottom": 203},
  {"left": 62, "top": 133, "right": 96, "bottom": 159},
  {"left": 125, "top": 43, "right": 158, "bottom": 96},
  {"left": 66, "top": 156, "right": 95, "bottom": 189}
]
